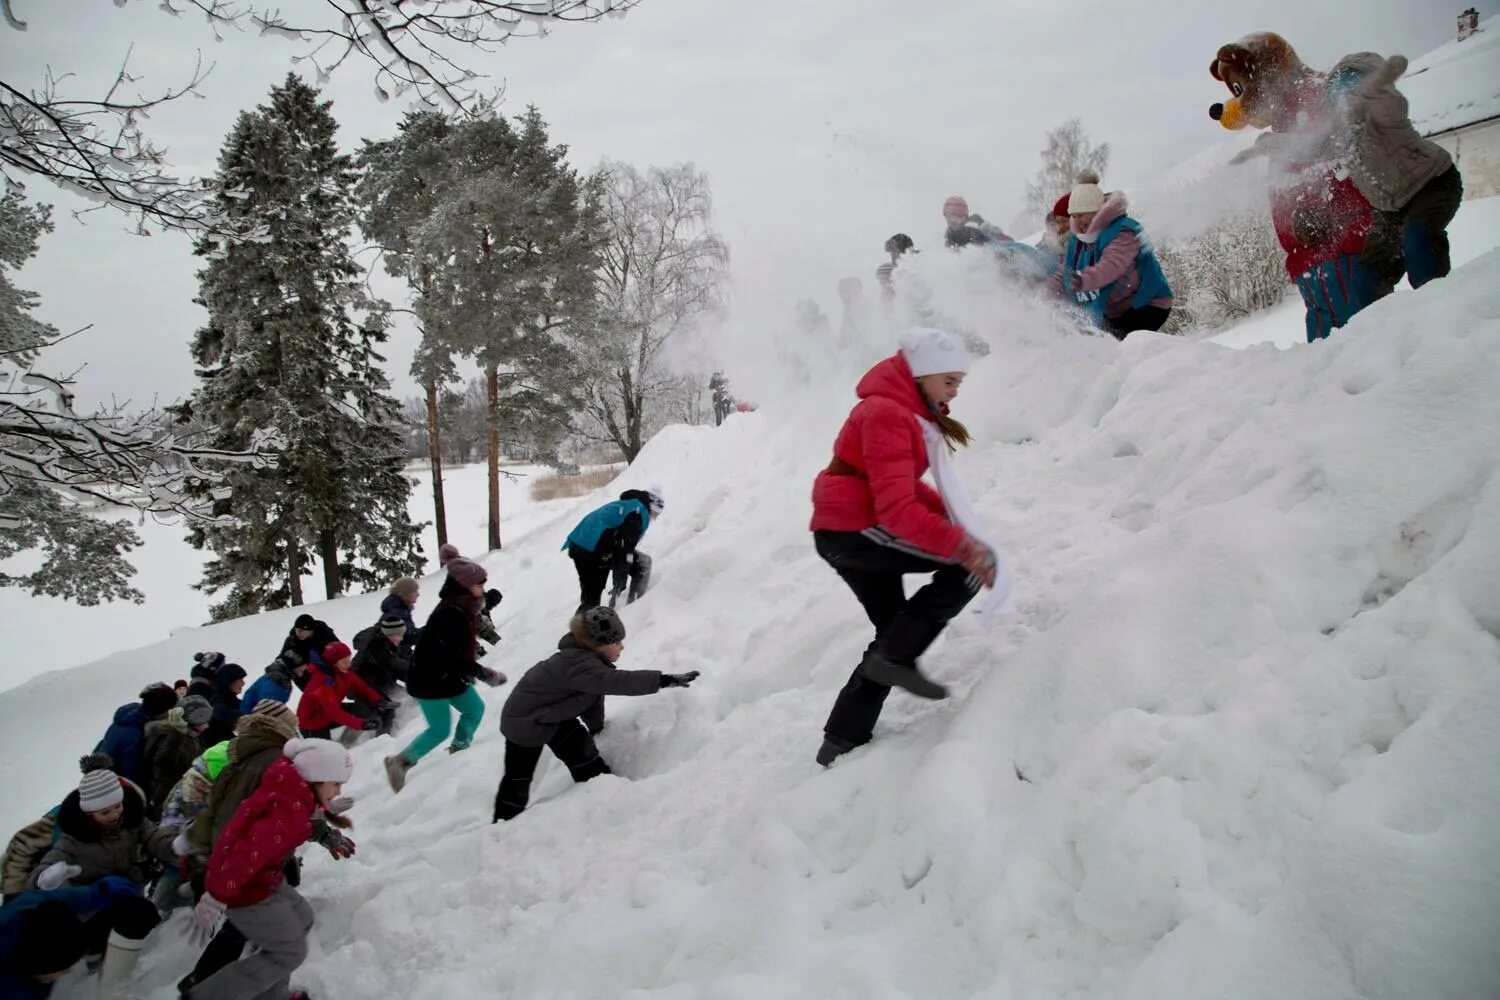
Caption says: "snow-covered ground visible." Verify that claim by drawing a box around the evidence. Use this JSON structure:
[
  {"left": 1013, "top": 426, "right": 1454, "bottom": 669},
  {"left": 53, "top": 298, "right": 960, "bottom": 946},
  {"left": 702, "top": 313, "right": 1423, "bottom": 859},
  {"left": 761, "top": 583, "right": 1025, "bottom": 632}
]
[{"left": 4, "top": 243, "right": 1499, "bottom": 998}]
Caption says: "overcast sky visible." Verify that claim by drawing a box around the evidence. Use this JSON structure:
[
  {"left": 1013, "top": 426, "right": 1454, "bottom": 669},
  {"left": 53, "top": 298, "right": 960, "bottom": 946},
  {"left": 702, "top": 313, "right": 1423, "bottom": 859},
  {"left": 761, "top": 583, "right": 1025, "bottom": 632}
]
[{"left": 2, "top": 0, "right": 1489, "bottom": 409}]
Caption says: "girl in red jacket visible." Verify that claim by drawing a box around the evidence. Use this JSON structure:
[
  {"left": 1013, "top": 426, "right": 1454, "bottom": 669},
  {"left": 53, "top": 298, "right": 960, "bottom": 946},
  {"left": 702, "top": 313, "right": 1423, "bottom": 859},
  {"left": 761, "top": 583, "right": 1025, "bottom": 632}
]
[
  {"left": 295, "top": 642, "right": 390, "bottom": 740},
  {"left": 188, "top": 738, "right": 353, "bottom": 1000},
  {"left": 810, "top": 328, "right": 1001, "bottom": 767}
]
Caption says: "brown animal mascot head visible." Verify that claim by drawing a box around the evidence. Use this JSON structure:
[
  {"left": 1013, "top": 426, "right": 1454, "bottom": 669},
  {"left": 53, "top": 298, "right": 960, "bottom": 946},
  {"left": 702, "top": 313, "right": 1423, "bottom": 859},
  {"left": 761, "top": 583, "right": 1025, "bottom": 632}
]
[{"left": 1208, "top": 32, "right": 1315, "bottom": 131}]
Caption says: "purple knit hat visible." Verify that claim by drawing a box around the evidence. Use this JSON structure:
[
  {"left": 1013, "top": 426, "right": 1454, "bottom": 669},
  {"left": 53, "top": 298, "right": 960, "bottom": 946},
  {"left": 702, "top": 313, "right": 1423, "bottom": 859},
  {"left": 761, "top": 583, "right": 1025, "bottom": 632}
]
[
  {"left": 446, "top": 557, "right": 487, "bottom": 590},
  {"left": 942, "top": 195, "right": 969, "bottom": 217}
]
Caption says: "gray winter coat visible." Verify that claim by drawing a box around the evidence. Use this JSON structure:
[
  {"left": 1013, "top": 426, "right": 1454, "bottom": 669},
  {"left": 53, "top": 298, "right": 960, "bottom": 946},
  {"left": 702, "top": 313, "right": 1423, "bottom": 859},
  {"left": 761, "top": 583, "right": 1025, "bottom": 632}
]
[
  {"left": 29, "top": 779, "right": 176, "bottom": 889},
  {"left": 500, "top": 634, "right": 661, "bottom": 747},
  {"left": 1330, "top": 53, "right": 1453, "bottom": 213}
]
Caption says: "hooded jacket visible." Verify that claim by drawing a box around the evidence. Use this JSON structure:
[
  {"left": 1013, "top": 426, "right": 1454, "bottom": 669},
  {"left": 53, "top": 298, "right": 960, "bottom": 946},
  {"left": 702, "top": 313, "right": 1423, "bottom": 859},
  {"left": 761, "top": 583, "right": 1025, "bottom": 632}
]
[
  {"left": 240, "top": 665, "right": 293, "bottom": 713},
  {"left": 280, "top": 618, "right": 339, "bottom": 665},
  {"left": 296, "top": 666, "right": 382, "bottom": 732},
  {"left": 0, "top": 882, "right": 136, "bottom": 998},
  {"left": 380, "top": 592, "right": 420, "bottom": 651},
  {"left": 141, "top": 711, "right": 203, "bottom": 817},
  {"left": 407, "top": 581, "right": 486, "bottom": 700},
  {"left": 352, "top": 625, "right": 410, "bottom": 696},
  {"left": 159, "top": 741, "right": 231, "bottom": 833},
  {"left": 187, "top": 713, "right": 297, "bottom": 855},
  {"left": 205, "top": 757, "right": 316, "bottom": 908},
  {"left": 28, "top": 778, "right": 174, "bottom": 889},
  {"left": 809, "top": 353, "right": 964, "bottom": 559},
  {"left": 1326, "top": 53, "right": 1454, "bottom": 213},
  {"left": 94, "top": 704, "right": 156, "bottom": 786},
  {"left": 1049, "top": 192, "right": 1173, "bottom": 321},
  {"left": 201, "top": 664, "right": 248, "bottom": 747},
  {"left": 500, "top": 632, "right": 662, "bottom": 746}
]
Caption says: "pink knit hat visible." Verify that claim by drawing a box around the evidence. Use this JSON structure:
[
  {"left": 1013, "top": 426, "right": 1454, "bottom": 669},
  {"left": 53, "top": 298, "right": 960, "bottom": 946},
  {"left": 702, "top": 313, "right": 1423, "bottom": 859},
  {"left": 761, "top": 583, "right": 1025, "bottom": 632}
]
[{"left": 942, "top": 195, "right": 969, "bottom": 217}]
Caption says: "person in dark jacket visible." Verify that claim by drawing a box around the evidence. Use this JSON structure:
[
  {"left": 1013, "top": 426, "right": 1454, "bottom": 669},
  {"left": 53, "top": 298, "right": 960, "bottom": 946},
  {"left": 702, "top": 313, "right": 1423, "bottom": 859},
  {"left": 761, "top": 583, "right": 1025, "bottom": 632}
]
[
  {"left": 94, "top": 683, "right": 178, "bottom": 787},
  {"left": 564, "top": 488, "right": 664, "bottom": 612},
  {"left": 353, "top": 617, "right": 411, "bottom": 698},
  {"left": 381, "top": 577, "right": 421, "bottom": 654},
  {"left": 186, "top": 652, "right": 226, "bottom": 701},
  {"left": 140, "top": 694, "right": 212, "bottom": 819},
  {"left": 27, "top": 770, "right": 174, "bottom": 992},
  {"left": 280, "top": 614, "right": 339, "bottom": 667},
  {"left": 492, "top": 607, "right": 698, "bottom": 822},
  {"left": 0, "top": 877, "right": 156, "bottom": 999},
  {"left": 384, "top": 559, "right": 505, "bottom": 793},
  {"left": 199, "top": 663, "right": 248, "bottom": 747},
  {"left": 239, "top": 650, "right": 311, "bottom": 713}
]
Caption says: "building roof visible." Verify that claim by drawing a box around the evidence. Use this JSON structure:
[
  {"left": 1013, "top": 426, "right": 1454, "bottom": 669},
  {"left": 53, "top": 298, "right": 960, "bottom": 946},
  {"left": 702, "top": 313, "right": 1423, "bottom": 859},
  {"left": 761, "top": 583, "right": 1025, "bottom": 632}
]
[{"left": 1404, "top": 23, "right": 1500, "bottom": 136}]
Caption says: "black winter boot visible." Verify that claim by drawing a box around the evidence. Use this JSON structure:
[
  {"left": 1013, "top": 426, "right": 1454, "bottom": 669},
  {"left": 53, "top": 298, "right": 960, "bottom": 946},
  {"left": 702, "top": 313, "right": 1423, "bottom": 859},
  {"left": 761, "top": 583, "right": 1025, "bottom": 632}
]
[
  {"left": 858, "top": 652, "right": 948, "bottom": 700},
  {"left": 816, "top": 736, "right": 854, "bottom": 768}
]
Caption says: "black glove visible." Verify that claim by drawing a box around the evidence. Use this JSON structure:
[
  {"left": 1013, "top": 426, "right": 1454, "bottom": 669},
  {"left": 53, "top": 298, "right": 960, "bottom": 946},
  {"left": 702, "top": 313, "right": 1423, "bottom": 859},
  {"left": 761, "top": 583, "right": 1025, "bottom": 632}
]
[
  {"left": 659, "top": 671, "right": 700, "bottom": 688},
  {"left": 361, "top": 717, "right": 382, "bottom": 731},
  {"left": 484, "top": 588, "right": 503, "bottom": 611}
]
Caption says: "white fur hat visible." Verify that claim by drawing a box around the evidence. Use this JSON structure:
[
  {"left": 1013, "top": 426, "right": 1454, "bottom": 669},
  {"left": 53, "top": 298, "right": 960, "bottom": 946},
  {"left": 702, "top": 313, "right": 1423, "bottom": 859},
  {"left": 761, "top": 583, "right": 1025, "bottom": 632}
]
[
  {"left": 1069, "top": 168, "right": 1105, "bottom": 215},
  {"left": 899, "top": 328, "right": 971, "bottom": 378},
  {"left": 283, "top": 738, "right": 354, "bottom": 784}
]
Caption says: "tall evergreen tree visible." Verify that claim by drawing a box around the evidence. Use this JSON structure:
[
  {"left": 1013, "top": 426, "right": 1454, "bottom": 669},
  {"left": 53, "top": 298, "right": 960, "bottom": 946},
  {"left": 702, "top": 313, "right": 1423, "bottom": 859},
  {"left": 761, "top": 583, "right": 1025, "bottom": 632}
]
[{"left": 183, "top": 74, "right": 422, "bottom": 620}]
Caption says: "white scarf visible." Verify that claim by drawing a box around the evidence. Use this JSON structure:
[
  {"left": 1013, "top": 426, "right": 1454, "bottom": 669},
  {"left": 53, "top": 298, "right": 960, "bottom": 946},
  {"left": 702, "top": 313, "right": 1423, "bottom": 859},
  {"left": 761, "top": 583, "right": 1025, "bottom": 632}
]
[{"left": 920, "top": 419, "right": 1012, "bottom": 616}]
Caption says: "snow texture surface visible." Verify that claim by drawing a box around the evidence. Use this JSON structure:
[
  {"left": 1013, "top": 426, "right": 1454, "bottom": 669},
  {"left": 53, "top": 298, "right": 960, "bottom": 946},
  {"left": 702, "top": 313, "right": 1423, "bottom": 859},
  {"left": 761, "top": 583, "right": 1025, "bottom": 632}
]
[
  {"left": 5, "top": 243, "right": 1500, "bottom": 998},
  {"left": 1404, "top": 22, "right": 1500, "bottom": 137}
]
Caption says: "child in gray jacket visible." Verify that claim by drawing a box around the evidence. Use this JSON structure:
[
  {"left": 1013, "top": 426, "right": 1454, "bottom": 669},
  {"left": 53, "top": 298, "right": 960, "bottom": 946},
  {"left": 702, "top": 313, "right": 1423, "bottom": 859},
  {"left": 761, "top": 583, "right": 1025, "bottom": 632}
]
[{"left": 493, "top": 608, "right": 698, "bottom": 822}]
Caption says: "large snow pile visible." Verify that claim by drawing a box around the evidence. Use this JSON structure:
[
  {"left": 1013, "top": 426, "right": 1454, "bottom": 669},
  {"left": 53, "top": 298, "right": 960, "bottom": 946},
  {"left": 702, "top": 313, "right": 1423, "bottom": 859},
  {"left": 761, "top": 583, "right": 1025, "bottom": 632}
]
[
  {"left": 6, "top": 249, "right": 1500, "bottom": 999},
  {"left": 1404, "top": 22, "right": 1500, "bottom": 137}
]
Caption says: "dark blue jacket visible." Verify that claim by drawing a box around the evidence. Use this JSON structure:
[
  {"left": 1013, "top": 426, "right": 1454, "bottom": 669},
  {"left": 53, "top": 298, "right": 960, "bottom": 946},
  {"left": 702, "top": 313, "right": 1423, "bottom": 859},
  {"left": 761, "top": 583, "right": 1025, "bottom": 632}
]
[
  {"left": 95, "top": 704, "right": 150, "bottom": 785},
  {"left": 0, "top": 882, "right": 134, "bottom": 997},
  {"left": 239, "top": 674, "right": 292, "bottom": 713}
]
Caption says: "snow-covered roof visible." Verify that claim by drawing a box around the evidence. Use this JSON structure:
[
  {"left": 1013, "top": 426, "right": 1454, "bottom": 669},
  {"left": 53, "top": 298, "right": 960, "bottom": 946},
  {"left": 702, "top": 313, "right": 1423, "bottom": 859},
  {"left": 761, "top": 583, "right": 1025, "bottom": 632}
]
[{"left": 1403, "top": 23, "right": 1500, "bottom": 136}]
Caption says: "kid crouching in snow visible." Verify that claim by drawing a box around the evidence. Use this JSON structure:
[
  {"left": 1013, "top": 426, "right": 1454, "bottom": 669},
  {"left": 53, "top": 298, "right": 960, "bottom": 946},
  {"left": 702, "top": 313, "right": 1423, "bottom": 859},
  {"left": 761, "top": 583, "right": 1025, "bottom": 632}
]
[
  {"left": 810, "top": 328, "right": 1005, "bottom": 767},
  {"left": 27, "top": 770, "right": 175, "bottom": 996},
  {"left": 385, "top": 558, "right": 506, "bottom": 793},
  {"left": 186, "top": 738, "right": 354, "bottom": 1000},
  {"left": 493, "top": 607, "right": 698, "bottom": 822},
  {"left": 295, "top": 641, "right": 391, "bottom": 741}
]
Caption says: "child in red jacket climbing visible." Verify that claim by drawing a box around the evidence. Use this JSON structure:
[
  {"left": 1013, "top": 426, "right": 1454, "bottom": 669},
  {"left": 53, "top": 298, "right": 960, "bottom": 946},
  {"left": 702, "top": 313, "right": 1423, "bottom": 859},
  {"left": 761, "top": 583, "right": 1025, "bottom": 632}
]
[
  {"left": 188, "top": 738, "right": 353, "bottom": 1000},
  {"left": 295, "top": 642, "right": 391, "bottom": 741},
  {"left": 809, "top": 328, "right": 1003, "bottom": 767}
]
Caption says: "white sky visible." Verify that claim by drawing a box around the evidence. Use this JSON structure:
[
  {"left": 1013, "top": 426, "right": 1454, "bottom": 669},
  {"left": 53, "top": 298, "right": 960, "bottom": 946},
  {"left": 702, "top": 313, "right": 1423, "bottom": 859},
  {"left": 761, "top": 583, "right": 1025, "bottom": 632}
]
[{"left": 2, "top": 0, "right": 1490, "bottom": 408}]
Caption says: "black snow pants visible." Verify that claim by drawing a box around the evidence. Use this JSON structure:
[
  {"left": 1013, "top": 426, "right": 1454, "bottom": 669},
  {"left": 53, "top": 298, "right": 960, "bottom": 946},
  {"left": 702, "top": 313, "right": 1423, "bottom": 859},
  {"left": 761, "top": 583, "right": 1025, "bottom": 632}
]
[
  {"left": 569, "top": 543, "right": 613, "bottom": 612},
  {"left": 493, "top": 720, "right": 612, "bottom": 821},
  {"left": 814, "top": 529, "right": 978, "bottom": 749}
]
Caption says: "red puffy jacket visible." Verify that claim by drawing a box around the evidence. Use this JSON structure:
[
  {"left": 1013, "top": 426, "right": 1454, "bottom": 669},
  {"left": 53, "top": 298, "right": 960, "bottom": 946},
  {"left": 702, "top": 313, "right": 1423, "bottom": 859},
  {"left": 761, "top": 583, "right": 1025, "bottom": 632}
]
[
  {"left": 295, "top": 667, "right": 381, "bottom": 732},
  {"left": 810, "top": 353, "right": 964, "bottom": 559},
  {"left": 1265, "top": 75, "right": 1373, "bottom": 278},
  {"left": 206, "top": 757, "right": 314, "bottom": 907}
]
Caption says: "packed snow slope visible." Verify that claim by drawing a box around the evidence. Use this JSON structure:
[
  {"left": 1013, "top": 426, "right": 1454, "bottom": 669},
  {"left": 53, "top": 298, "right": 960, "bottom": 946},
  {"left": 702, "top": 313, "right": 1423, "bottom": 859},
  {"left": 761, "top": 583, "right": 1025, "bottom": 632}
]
[{"left": 8, "top": 253, "right": 1500, "bottom": 999}]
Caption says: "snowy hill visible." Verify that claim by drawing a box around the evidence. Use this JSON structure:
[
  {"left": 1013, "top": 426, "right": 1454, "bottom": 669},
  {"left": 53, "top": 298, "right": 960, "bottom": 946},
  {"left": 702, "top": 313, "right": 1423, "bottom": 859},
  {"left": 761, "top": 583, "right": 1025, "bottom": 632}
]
[{"left": 5, "top": 245, "right": 1500, "bottom": 998}]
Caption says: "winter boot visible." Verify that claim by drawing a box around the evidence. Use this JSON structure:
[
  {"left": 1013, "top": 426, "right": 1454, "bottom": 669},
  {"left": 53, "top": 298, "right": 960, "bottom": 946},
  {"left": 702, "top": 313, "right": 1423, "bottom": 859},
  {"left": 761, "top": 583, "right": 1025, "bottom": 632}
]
[
  {"left": 97, "top": 930, "right": 146, "bottom": 999},
  {"left": 384, "top": 754, "right": 412, "bottom": 793},
  {"left": 858, "top": 652, "right": 948, "bottom": 700},
  {"left": 816, "top": 736, "right": 855, "bottom": 768},
  {"left": 446, "top": 743, "right": 468, "bottom": 755}
]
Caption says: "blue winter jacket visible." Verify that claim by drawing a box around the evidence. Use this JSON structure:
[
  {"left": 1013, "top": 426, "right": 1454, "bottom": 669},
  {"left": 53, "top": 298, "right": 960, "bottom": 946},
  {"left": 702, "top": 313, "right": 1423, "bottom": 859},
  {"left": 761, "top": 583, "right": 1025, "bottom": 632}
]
[
  {"left": 240, "top": 674, "right": 292, "bottom": 713},
  {"left": 564, "top": 499, "right": 652, "bottom": 556},
  {"left": 1061, "top": 215, "right": 1173, "bottom": 324},
  {"left": 0, "top": 881, "right": 136, "bottom": 997},
  {"left": 94, "top": 704, "right": 150, "bottom": 785}
]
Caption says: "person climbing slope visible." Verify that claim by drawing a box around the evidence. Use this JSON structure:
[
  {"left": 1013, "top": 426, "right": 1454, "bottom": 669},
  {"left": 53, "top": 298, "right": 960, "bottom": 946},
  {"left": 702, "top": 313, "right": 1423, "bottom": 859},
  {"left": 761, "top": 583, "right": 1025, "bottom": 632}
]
[
  {"left": 384, "top": 558, "right": 506, "bottom": 793},
  {"left": 493, "top": 607, "right": 698, "bottom": 822},
  {"left": 140, "top": 694, "right": 213, "bottom": 819},
  {"left": 0, "top": 875, "right": 154, "bottom": 999},
  {"left": 809, "top": 328, "right": 1005, "bottom": 767},
  {"left": 94, "top": 683, "right": 179, "bottom": 788},
  {"left": 295, "top": 642, "right": 391, "bottom": 741},
  {"left": 563, "top": 489, "right": 665, "bottom": 611},
  {"left": 187, "top": 739, "right": 355, "bottom": 1000}
]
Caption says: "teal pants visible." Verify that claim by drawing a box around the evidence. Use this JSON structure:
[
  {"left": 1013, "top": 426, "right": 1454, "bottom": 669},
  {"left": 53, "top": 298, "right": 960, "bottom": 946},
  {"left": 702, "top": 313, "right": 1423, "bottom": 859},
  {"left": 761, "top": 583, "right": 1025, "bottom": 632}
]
[{"left": 403, "top": 686, "right": 486, "bottom": 763}]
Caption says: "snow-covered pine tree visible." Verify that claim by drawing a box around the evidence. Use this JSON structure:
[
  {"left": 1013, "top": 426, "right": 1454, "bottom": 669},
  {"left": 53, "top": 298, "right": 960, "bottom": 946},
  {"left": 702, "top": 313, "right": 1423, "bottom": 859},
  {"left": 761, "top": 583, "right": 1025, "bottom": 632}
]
[
  {"left": 416, "top": 107, "right": 603, "bottom": 549},
  {"left": 1021, "top": 119, "right": 1111, "bottom": 229},
  {"left": 184, "top": 75, "right": 421, "bottom": 619}
]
